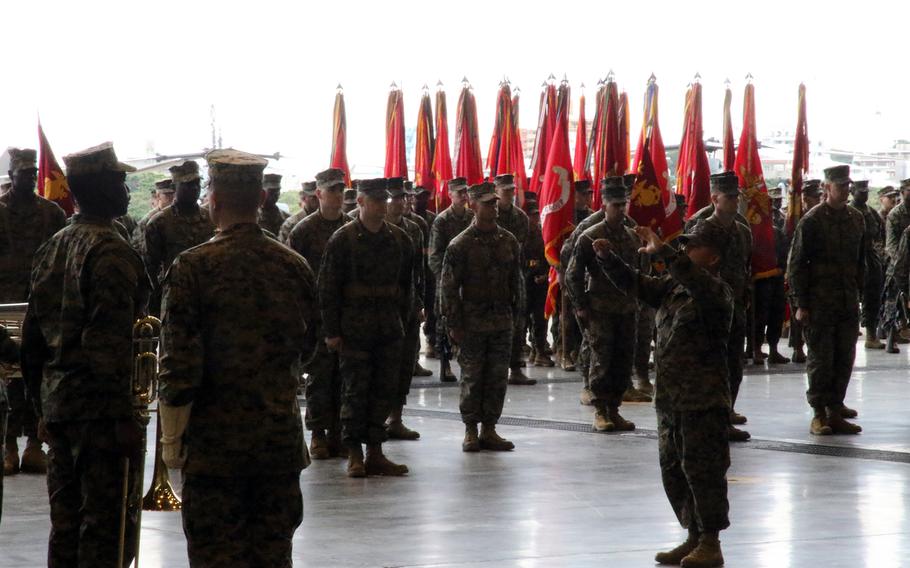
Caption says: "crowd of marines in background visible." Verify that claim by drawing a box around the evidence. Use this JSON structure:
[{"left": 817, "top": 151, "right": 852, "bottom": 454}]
[{"left": 0, "top": 137, "right": 903, "bottom": 567}]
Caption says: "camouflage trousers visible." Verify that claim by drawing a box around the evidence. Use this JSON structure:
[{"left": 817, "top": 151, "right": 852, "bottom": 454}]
[
  {"left": 303, "top": 344, "right": 342, "bottom": 432},
  {"left": 727, "top": 308, "right": 746, "bottom": 406},
  {"left": 585, "top": 311, "right": 635, "bottom": 407},
  {"left": 5, "top": 377, "right": 38, "bottom": 443},
  {"left": 634, "top": 304, "right": 655, "bottom": 378},
  {"left": 396, "top": 315, "right": 421, "bottom": 406},
  {"left": 526, "top": 280, "right": 548, "bottom": 352},
  {"left": 788, "top": 302, "right": 805, "bottom": 351},
  {"left": 862, "top": 260, "right": 884, "bottom": 331},
  {"left": 45, "top": 419, "right": 139, "bottom": 568},
  {"left": 657, "top": 408, "right": 731, "bottom": 533},
  {"left": 509, "top": 313, "right": 527, "bottom": 368},
  {"left": 340, "top": 334, "right": 402, "bottom": 445},
  {"left": 753, "top": 276, "right": 786, "bottom": 349},
  {"left": 805, "top": 317, "right": 858, "bottom": 409},
  {"left": 434, "top": 278, "right": 454, "bottom": 365},
  {"left": 423, "top": 271, "right": 437, "bottom": 347},
  {"left": 459, "top": 329, "right": 513, "bottom": 425},
  {"left": 183, "top": 473, "right": 302, "bottom": 568}
]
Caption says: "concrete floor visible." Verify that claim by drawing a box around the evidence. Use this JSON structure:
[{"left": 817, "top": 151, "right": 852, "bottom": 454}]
[{"left": 2, "top": 341, "right": 910, "bottom": 567}]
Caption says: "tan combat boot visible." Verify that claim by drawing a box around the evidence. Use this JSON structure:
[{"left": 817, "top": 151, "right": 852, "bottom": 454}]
[
  {"left": 809, "top": 409, "right": 832, "bottom": 436},
  {"left": 364, "top": 444, "right": 409, "bottom": 476},
  {"left": 827, "top": 407, "right": 862, "bottom": 435},
  {"left": 326, "top": 429, "right": 348, "bottom": 458},
  {"left": 865, "top": 336, "right": 885, "bottom": 349},
  {"left": 623, "top": 386, "right": 652, "bottom": 403},
  {"left": 508, "top": 367, "right": 537, "bottom": 386},
  {"left": 310, "top": 430, "right": 330, "bottom": 460},
  {"left": 592, "top": 403, "right": 614, "bottom": 432},
  {"left": 19, "top": 438, "right": 47, "bottom": 474},
  {"left": 655, "top": 529, "right": 699, "bottom": 565},
  {"left": 346, "top": 444, "right": 366, "bottom": 478},
  {"left": 534, "top": 352, "right": 555, "bottom": 367},
  {"left": 479, "top": 423, "right": 515, "bottom": 451},
  {"left": 839, "top": 405, "right": 858, "bottom": 419},
  {"left": 729, "top": 410, "right": 747, "bottom": 425},
  {"left": 386, "top": 406, "right": 420, "bottom": 440},
  {"left": 680, "top": 532, "right": 724, "bottom": 568},
  {"left": 579, "top": 387, "right": 594, "bottom": 406},
  {"left": 3, "top": 440, "right": 19, "bottom": 476},
  {"left": 413, "top": 362, "right": 434, "bottom": 377},
  {"left": 462, "top": 423, "right": 480, "bottom": 452},
  {"left": 608, "top": 407, "right": 635, "bottom": 431},
  {"left": 636, "top": 374, "right": 654, "bottom": 395},
  {"left": 728, "top": 425, "right": 751, "bottom": 442}
]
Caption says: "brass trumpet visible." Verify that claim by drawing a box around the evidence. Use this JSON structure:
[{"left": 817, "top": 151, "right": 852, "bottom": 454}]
[{"left": 118, "top": 315, "right": 181, "bottom": 568}]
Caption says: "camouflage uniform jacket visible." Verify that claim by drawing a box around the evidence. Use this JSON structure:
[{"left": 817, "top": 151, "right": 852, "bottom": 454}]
[
  {"left": 117, "top": 214, "right": 137, "bottom": 237},
  {"left": 318, "top": 218, "right": 414, "bottom": 341},
  {"left": 428, "top": 206, "right": 474, "bottom": 277},
  {"left": 23, "top": 215, "right": 150, "bottom": 422},
  {"left": 574, "top": 207, "right": 594, "bottom": 225},
  {"left": 405, "top": 211, "right": 429, "bottom": 249},
  {"left": 566, "top": 219, "right": 640, "bottom": 314},
  {"left": 159, "top": 223, "right": 317, "bottom": 476},
  {"left": 852, "top": 201, "right": 884, "bottom": 268},
  {"left": 559, "top": 208, "right": 605, "bottom": 272},
  {"left": 0, "top": 324, "right": 17, "bottom": 410},
  {"left": 392, "top": 216, "right": 425, "bottom": 312},
  {"left": 890, "top": 225, "right": 910, "bottom": 294},
  {"left": 143, "top": 204, "right": 215, "bottom": 284},
  {"left": 496, "top": 203, "right": 529, "bottom": 247},
  {"left": 886, "top": 200, "right": 910, "bottom": 261},
  {"left": 131, "top": 207, "right": 160, "bottom": 251},
  {"left": 440, "top": 223, "right": 522, "bottom": 334},
  {"left": 787, "top": 202, "right": 865, "bottom": 324},
  {"left": 258, "top": 203, "right": 290, "bottom": 236},
  {"left": 597, "top": 245, "right": 733, "bottom": 411},
  {"left": 277, "top": 208, "right": 311, "bottom": 244},
  {"left": 687, "top": 205, "right": 752, "bottom": 309},
  {"left": 0, "top": 192, "right": 67, "bottom": 302}
]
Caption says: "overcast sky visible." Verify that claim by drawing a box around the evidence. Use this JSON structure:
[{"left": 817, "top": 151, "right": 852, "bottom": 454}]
[{"left": 4, "top": 0, "right": 908, "bottom": 180}]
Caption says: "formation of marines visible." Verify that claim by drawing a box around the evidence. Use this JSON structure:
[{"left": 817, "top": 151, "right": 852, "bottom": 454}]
[{"left": 0, "top": 134, "right": 899, "bottom": 568}]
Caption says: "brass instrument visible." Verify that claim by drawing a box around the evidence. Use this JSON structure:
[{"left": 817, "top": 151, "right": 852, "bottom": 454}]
[{"left": 118, "top": 315, "right": 181, "bottom": 568}]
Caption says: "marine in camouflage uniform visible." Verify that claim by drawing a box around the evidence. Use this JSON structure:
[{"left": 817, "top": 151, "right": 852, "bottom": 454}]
[
  {"left": 410, "top": 183, "right": 439, "bottom": 355},
  {"left": 318, "top": 178, "right": 414, "bottom": 477},
  {"left": 595, "top": 221, "right": 733, "bottom": 568},
  {"left": 428, "top": 177, "right": 473, "bottom": 382},
  {"left": 131, "top": 178, "right": 175, "bottom": 251},
  {"left": 288, "top": 169, "right": 350, "bottom": 460},
  {"left": 884, "top": 178, "right": 910, "bottom": 262},
  {"left": 879, "top": 185, "right": 905, "bottom": 353},
  {"left": 850, "top": 180, "right": 886, "bottom": 349},
  {"left": 277, "top": 181, "right": 318, "bottom": 244},
  {"left": 566, "top": 177, "right": 639, "bottom": 431},
  {"left": 788, "top": 180, "right": 823, "bottom": 363},
  {"left": 21, "top": 143, "right": 148, "bottom": 567},
  {"left": 788, "top": 165, "right": 866, "bottom": 436},
  {"left": 0, "top": 148, "right": 66, "bottom": 476},
  {"left": 257, "top": 173, "right": 290, "bottom": 235},
  {"left": 523, "top": 200, "right": 554, "bottom": 367},
  {"left": 441, "top": 182, "right": 521, "bottom": 452},
  {"left": 686, "top": 172, "right": 753, "bottom": 442},
  {"left": 752, "top": 185, "right": 790, "bottom": 364},
  {"left": 159, "top": 149, "right": 316, "bottom": 568},
  {"left": 144, "top": 160, "right": 215, "bottom": 315},
  {"left": 385, "top": 178, "right": 425, "bottom": 440},
  {"left": 402, "top": 181, "right": 434, "bottom": 378},
  {"left": 493, "top": 174, "right": 533, "bottom": 385}
]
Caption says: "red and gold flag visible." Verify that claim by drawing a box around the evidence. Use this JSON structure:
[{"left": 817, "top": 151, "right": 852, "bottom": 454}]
[
  {"left": 591, "top": 79, "right": 622, "bottom": 185},
  {"left": 453, "top": 79, "right": 483, "bottom": 184},
  {"left": 330, "top": 85, "right": 352, "bottom": 186},
  {"left": 487, "top": 81, "right": 526, "bottom": 196},
  {"left": 414, "top": 86, "right": 435, "bottom": 191},
  {"left": 734, "top": 81, "right": 780, "bottom": 280},
  {"left": 676, "top": 82, "right": 711, "bottom": 219},
  {"left": 722, "top": 84, "right": 736, "bottom": 171},
  {"left": 38, "top": 123, "right": 73, "bottom": 216},
  {"left": 540, "top": 82, "right": 575, "bottom": 318},
  {"left": 630, "top": 78, "right": 681, "bottom": 240},
  {"left": 529, "top": 81, "right": 558, "bottom": 194},
  {"left": 431, "top": 84, "right": 453, "bottom": 211},
  {"left": 509, "top": 88, "right": 528, "bottom": 198},
  {"left": 572, "top": 89, "right": 590, "bottom": 182},
  {"left": 384, "top": 84, "right": 408, "bottom": 179},
  {"left": 618, "top": 91, "right": 631, "bottom": 175},
  {"left": 787, "top": 84, "right": 809, "bottom": 237}
]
